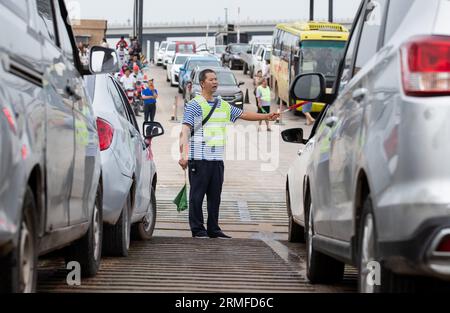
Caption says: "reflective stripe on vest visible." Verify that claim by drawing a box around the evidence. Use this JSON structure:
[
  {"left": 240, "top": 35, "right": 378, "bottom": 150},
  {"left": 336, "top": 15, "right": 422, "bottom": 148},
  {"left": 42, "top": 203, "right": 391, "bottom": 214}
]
[
  {"left": 195, "top": 96, "right": 231, "bottom": 147},
  {"left": 257, "top": 86, "right": 271, "bottom": 102}
]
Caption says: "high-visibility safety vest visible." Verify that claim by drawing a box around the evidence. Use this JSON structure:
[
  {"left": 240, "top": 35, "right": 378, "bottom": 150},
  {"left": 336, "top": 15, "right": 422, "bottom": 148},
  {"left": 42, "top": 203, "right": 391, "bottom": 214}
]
[
  {"left": 257, "top": 86, "right": 271, "bottom": 103},
  {"left": 195, "top": 95, "right": 231, "bottom": 147}
]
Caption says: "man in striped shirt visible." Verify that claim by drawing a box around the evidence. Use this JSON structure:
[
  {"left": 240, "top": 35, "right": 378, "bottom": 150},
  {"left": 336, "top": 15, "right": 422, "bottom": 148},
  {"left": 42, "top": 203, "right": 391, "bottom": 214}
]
[{"left": 179, "top": 69, "right": 279, "bottom": 239}]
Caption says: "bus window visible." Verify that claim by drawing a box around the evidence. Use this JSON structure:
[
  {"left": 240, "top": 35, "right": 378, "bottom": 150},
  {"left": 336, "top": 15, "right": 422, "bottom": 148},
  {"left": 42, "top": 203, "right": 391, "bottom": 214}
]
[{"left": 300, "top": 40, "right": 346, "bottom": 79}]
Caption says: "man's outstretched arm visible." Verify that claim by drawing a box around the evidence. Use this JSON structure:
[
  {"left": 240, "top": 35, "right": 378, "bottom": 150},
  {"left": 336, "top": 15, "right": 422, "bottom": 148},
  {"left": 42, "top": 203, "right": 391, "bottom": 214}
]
[{"left": 240, "top": 111, "right": 279, "bottom": 122}]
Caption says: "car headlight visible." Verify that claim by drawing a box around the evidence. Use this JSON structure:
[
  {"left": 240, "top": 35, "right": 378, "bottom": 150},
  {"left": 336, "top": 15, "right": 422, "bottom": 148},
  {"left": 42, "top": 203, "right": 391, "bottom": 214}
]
[{"left": 235, "top": 92, "right": 243, "bottom": 99}]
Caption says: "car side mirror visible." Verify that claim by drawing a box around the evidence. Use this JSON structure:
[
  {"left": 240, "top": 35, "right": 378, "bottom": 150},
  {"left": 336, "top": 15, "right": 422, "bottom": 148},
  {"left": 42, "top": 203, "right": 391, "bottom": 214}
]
[
  {"left": 257, "top": 56, "right": 263, "bottom": 61},
  {"left": 180, "top": 67, "right": 185, "bottom": 71},
  {"left": 143, "top": 121, "right": 165, "bottom": 140},
  {"left": 238, "top": 82, "right": 245, "bottom": 87},
  {"left": 290, "top": 73, "right": 326, "bottom": 102},
  {"left": 281, "top": 128, "right": 307, "bottom": 144},
  {"left": 89, "top": 46, "right": 120, "bottom": 74}
]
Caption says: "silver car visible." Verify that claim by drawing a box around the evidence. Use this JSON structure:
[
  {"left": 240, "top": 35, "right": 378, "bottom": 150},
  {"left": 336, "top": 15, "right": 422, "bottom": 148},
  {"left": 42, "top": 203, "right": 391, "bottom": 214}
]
[
  {"left": 0, "top": 0, "right": 119, "bottom": 292},
  {"left": 84, "top": 74, "right": 163, "bottom": 257},
  {"left": 283, "top": 0, "right": 450, "bottom": 292}
]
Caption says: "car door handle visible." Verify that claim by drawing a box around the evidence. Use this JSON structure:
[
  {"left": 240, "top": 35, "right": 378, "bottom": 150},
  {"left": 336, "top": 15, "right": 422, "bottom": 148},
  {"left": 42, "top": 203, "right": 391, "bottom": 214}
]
[
  {"left": 352, "top": 88, "right": 368, "bottom": 103},
  {"left": 129, "top": 130, "right": 136, "bottom": 138},
  {"left": 297, "top": 149, "right": 304, "bottom": 156},
  {"left": 325, "top": 116, "right": 338, "bottom": 128}
]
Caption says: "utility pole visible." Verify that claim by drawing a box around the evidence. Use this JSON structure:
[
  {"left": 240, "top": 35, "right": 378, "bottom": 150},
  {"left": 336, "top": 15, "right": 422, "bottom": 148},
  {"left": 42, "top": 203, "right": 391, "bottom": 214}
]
[
  {"left": 329, "top": 0, "right": 334, "bottom": 22},
  {"left": 310, "top": 0, "right": 314, "bottom": 21},
  {"left": 133, "top": 0, "right": 144, "bottom": 45},
  {"left": 225, "top": 8, "right": 228, "bottom": 32},
  {"left": 237, "top": 7, "right": 240, "bottom": 43},
  {"left": 206, "top": 24, "right": 209, "bottom": 48}
]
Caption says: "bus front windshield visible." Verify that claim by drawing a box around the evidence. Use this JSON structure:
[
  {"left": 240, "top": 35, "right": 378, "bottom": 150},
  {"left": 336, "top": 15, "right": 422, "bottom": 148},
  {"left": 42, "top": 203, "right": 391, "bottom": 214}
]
[{"left": 300, "top": 40, "right": 346, "bottom": 79}]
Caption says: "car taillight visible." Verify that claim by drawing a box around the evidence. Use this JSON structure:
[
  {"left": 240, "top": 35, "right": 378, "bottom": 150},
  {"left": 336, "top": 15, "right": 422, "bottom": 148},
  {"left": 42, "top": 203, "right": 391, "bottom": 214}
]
[
  {"left": 96, "top": 118, "right": 114, "bottom": 151},
  {"left": 436, "top": 235, "right": 450, "bottom": 253},
  {"left": 401, "top": 35, "right": 450, "bottom": 96}
]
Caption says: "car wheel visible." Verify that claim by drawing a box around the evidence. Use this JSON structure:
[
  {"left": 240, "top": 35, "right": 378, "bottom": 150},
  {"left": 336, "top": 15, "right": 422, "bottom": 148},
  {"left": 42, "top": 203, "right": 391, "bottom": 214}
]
[
  {"left": 357, "top": 197, "right": 421, "bottom": 293},
  {"left": 305, "top": 201, "right": 344, "bottom": 284},
  {"left": 250, "top": 67, "right": 254, "bottom": 79},
  {"left": 228, "top": 60, "right": 233, "bottom": 70},
  {"left": 178, "top": 86, "right": 183, "bottom": 94},
  {"left": 65, "top": 184, "right": 103, "bottom": 278},
  {"left": 132, "top": 187, "right": 157, "bottom": 240},
  {"left": 166, "top": 76, "right": 170, "bottom": 82},
  {"left": 286, "top": 186, "right": 305, "bottom": 243},
  {"left": 0, "top": 187, "right": 37, "bottom": 293},
  {"left": 243, "top": 63, "right": 248, "bottom": 75},
  {"left": 103, "top": 193, "right": 131, "bottom": 257}
]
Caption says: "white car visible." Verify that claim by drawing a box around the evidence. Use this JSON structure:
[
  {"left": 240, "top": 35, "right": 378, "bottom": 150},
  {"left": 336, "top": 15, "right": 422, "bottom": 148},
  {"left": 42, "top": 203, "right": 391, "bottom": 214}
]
[
  {"left": 283, "top": 126, "right": 318, "bottom": 244},
  {"left": 166, "top": 53, "right": 192, "bottom": 87},
  {"left": 155, "top": 41, "right": 168, "bottom": 66},
  {"left": 162, "top": 42, "right": 176, "bottom": 69},
  {"left": 253, "top": 46, "right": 272, "bottom": 79}
]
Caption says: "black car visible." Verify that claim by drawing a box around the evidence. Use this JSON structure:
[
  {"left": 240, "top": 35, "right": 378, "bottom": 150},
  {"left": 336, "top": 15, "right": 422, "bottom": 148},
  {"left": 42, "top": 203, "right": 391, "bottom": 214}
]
[
  {"left": 186, "top": 66, "right": 245, "bottom": 109},
  {"left": 221, "top": 43, "right": 251, "bottom": 70}
]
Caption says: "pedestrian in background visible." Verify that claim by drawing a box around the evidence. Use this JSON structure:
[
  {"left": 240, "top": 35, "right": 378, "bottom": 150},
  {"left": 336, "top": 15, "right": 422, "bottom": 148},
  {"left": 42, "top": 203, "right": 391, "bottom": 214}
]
[
  {"left": 101, "top": 38, "right": 109, "bottom": 48},
  {"left": 116, "top": 36, "right": 128, "bottom": 50},
  {"left": 256, "top": 78, "right": 272, "bottom": 132},
  {"left": 253, "top": 70, "right": 264, "bottom": 106},
  {"left": 141, "top": 79, "right": 158, "bottom": 122}
]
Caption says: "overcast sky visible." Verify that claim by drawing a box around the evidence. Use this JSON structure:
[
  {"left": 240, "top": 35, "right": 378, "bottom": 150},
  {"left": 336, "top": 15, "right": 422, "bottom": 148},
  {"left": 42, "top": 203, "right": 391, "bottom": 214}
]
[{"left": 69, "top": 0, "right": 361, "bottom": 25}]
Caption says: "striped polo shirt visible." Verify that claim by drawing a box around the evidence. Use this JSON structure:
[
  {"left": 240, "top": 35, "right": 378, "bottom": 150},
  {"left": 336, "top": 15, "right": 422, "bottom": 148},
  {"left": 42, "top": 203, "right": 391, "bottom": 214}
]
[{"left": 183, "top": 97, "right": 243, "bottom": 161}]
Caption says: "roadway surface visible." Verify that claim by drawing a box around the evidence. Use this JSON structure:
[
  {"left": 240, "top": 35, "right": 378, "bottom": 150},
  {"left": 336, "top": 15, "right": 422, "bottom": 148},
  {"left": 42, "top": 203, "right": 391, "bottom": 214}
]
[{"left": 37, "top": 64, "right": 356, "bottom": 293}]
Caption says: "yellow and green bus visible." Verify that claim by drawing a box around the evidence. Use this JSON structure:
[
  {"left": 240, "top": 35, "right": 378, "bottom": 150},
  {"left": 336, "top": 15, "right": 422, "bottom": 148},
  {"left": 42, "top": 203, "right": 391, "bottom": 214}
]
[{"left": 270, "top": 21, "right": 349, "bottom": 113}]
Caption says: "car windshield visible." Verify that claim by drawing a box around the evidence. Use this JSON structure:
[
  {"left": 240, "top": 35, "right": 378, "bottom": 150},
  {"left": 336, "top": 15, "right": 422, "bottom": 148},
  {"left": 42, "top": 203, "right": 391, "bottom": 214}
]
[
  {"left": 167, "top": 43, "right": 176, "bottom": 51},
  {"left": 300, "top": 40, "right": 346, "bottom": 79},
  {"left": 195, "top": 71, "right": 237, "bottom": 86},
  {"left": 188, "top": 60, "right": 221, "bottom": 70},
  {"left": 230, "top": 44, "right": 250, "bottom": 54},
  {"left": 215, "top": 46, "right": 225, "bottom": 53},
  {"left": 175, "top": 56, "right": 189, "bottom": 64},
  {"left": 160, "top": 42, "right": 167, "bottom": 51},
  {"left": 265, "top": 51, "right": 272, "bottom": 61},
  {"left": 252, "top": 44, "right": 263, "bottom": 54}
]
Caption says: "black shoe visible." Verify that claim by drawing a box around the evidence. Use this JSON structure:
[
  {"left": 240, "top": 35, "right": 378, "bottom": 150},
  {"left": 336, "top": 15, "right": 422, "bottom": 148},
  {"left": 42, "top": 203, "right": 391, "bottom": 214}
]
[
  {"left": 193, "top": 232, "right": 209, "bottom": 239},
  {"left": 209, "top": 232, "right": 232, "bottom": 239}
]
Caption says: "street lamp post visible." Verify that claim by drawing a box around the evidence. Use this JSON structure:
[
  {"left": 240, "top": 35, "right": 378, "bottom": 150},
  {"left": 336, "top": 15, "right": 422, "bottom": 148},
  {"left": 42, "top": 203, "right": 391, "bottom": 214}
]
[{"left": 237, "top": 7, "right": 240, "bottom": 44}]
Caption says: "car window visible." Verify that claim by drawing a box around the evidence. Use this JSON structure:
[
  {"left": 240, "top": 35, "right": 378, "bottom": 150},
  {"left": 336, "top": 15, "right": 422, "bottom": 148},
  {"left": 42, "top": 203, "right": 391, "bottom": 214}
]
[
  {"left": 54, "top": 3, "right": 75, "bottom": 61},
  {"left": 337, "top": 1, "right": 366, "bottom": 93},
  {"left": 35, "top": 0, "right": 56, "bottom": 43},
  {"left": 384, "top": 0, "right": 415, "bottom": 44},
  {"left": 175, "top": 56, "right": 188, "bottom": 64},
  {"left": 353, "top": 0, "right": 388, "bottom": 76},
  {"left": 107, "top": 78, "right": 128, "bottom": 119},
  {"left": 113, "top": 80, "right": 140, "bottom": 132}
]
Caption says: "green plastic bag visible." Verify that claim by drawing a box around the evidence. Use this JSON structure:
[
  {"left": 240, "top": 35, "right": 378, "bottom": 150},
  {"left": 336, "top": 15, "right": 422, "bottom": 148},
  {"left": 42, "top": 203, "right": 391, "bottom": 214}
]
[{"left": 173, "top": 170, "right": 188, "bottom": 212}]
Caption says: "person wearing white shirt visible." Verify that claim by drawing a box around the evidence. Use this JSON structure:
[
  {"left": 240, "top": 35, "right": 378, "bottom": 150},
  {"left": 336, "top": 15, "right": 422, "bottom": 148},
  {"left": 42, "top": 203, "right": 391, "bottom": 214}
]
[{"left": 120, "top": 69, "right": 136, "bottom": 90}]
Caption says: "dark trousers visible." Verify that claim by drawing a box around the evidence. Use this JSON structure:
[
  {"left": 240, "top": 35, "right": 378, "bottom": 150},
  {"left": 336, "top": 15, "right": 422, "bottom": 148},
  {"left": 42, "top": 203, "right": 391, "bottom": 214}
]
[
  {"left": 144, "top": 103, "right": 156, "bottom": 122},
  {"left": 188, "top": 160, "right": 224, "bottom": 236}
]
